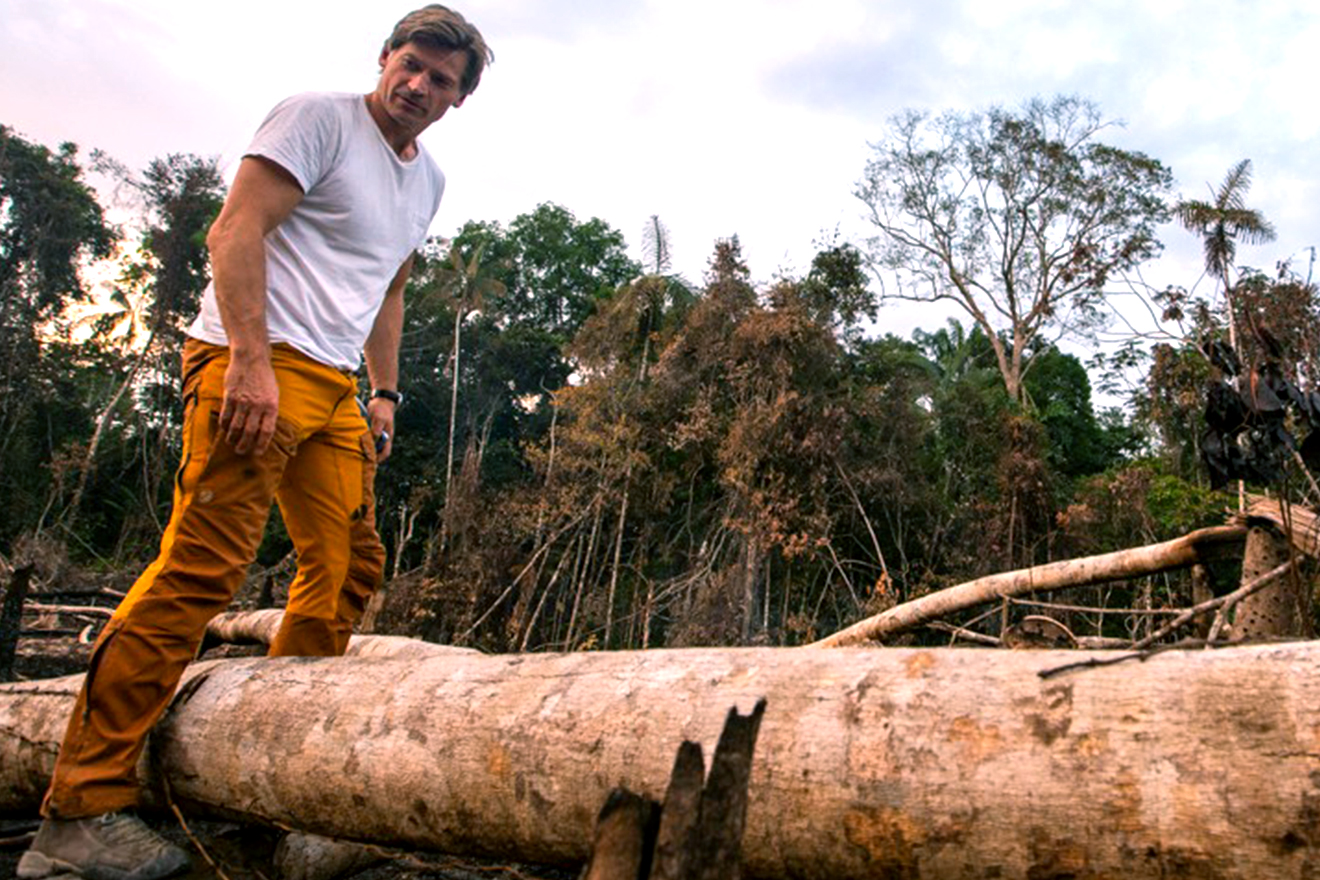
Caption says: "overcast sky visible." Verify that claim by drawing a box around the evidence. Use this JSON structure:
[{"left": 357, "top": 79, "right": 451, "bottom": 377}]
[{"left": 5, "top": 0, "right": 1319, "bottom": 342}]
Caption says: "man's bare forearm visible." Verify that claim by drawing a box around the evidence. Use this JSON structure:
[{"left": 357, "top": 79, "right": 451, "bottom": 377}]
[
  {"left": 364, "top": 259, "right": 409, "bottom": 392},
  {"left": 208, "top": 223, "right": 272, "bottom": 363},
  {"left": 361, "top": 258, "right": 409, "bottom": 462}
]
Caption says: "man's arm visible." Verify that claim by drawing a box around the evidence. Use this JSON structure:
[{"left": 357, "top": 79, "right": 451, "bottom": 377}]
[
  {"left": 205, "top": 156, "right": 304, "bottom": 456},
  {"left": 362, "top": 256, "right": 412, "bottom": 462}
]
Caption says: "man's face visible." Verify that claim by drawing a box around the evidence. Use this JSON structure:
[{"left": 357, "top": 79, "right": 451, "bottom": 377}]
[{"left": 373, "top": 41, "right": 469, "bottom": 136}]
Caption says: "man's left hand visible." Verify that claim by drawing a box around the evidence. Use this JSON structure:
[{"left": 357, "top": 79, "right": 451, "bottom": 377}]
[{"left": 367, "top": 396, "right": 396, "bottom": 462}]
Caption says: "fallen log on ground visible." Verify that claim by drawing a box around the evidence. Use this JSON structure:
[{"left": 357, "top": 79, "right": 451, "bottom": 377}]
[
  {"left": 6, "top": 641, "right": 1320, "bottom": 877},
  {"left": 1244, "top": 496, "right": 1320, "bottom": 555},
  {"left": 812, "top": 524, "right": 1248, "bottom": 647},
  {"left": 202, "top": 609, "right": 477, "bottom": 661}
]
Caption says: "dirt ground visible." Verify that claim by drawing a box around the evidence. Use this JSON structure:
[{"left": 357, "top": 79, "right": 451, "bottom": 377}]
[{"left": 0, "top": 816, "right": 578, "bottom": 880}]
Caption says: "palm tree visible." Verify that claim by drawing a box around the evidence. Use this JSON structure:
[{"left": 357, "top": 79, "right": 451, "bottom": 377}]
[
  {"left": 438, "top": 243, "right": 503, "bottom": 511},
  {"left": 1175, "top": 159, "right": 1276, "bottom": 349}
]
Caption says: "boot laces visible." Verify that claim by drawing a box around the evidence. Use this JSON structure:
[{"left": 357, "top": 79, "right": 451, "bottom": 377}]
[{"left": 96, "top": 812, "right": 170, "bottom": 850}]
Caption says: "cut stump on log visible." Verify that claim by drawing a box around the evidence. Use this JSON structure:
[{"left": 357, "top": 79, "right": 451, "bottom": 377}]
[{"left": 583, "top": 700, "right": 765, "bottom": 880}]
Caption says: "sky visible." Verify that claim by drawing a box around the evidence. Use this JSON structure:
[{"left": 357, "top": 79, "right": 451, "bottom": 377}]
[{"left": 5, "top": 0, "right": 1320, "bottom": 346}]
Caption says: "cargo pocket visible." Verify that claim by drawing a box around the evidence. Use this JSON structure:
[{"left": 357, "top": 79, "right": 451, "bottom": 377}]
[
  {"left": 352, "top": 431, "right": 377, "bottom": 526},
  {"left": 79, "top": 617, "right": 127, "bottom": 722},
  {"left": 175, "top": 391, "right": 219, "bottom": 501}
]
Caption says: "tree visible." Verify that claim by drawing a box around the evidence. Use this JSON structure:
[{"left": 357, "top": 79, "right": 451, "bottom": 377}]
[
  {"left": 783, "top": 236, "right": 875, "bottom": 337},
  {"left": 430, "top": 243, "right": 505, "bottom": 550},
  {"left": 0, "top": 127, "right": 116, "bottom": 547},
  {"left": 63, "top": 153, "right": 225, "bottom": 532},
  {"left": 1022, "top": 343, "right": 1127, "bottom": 479},
  {"left": 855, "top": 95, "right": 1173, "bottom": 403},
  {"left": 640, "top": 214, "right": 672, "bottom": 276},
  {"left": 451, "top": 203, "right": 641, "bottom": 343},
  {"left": 0, "top": 127, "right": 116, "bottom": 322},
  {"left": 1175, "top": 159, "right": 1276, "bottom": 295},
  {"left": 1174, "top": 159, "right": 1276, "bottom": 361}
]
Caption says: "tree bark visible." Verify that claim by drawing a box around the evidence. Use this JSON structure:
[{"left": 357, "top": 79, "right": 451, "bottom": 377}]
[
  {"left": 7, "top": 642, "right": 1320, "bottom": 877},
  {"left": 1233, "top": 523, "right": 1312, "bottom": 640},
  {"left": 1233, "top": 500, "right": 1318, "bottom": 641},
  {"left": 0, "top": 564, "right": 35, "bottom": 682},
  {"left": 811, "top": 525, "right": 1247, "bottom": 647}
]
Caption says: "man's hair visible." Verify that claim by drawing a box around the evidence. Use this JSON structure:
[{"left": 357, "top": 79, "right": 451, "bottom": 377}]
[{"left": 384, "top": 5, "right": 493, "bottom": 97}]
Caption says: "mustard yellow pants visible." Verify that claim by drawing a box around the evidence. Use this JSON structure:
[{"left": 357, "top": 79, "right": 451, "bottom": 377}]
[{"left": 43, "top": 340, "right": 386, "bottom": 818}]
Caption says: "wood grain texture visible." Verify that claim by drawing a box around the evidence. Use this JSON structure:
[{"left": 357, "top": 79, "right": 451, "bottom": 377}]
[{"left": 5, "top": 643, "right": 1320, "bottom": 877}]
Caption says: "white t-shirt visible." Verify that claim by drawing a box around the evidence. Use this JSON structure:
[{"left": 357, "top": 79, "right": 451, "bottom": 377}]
[{"left": 189, "top": 92, "right": 445, "bottom": 370}]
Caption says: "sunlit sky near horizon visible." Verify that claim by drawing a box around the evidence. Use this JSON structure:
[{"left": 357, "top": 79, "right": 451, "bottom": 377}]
[{"left": 5, "top": 0, "right": 1320, "bottom": 351}]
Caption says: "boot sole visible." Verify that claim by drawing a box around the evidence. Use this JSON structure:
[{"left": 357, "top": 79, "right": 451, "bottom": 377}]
[
  {"left": 18, "top": 846, "right": 189, "bottom": 880},
  {"left": 17, "top": 851, "right": 82, "bottom": 879}
]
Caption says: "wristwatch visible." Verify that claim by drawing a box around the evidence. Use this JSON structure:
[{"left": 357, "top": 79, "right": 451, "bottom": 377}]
[{"left": 371, "top": 389, "right": 403, "bottom": 407}]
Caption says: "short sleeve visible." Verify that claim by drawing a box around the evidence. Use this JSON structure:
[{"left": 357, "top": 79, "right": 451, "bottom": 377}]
[{"left": 244, "top": 93, "right": 342, "bottom": 194}]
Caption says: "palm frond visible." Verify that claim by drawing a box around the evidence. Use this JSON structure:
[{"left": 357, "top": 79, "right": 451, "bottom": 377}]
[{"left": 1216, "top": 159, "right": 1253, "bottom": 211}]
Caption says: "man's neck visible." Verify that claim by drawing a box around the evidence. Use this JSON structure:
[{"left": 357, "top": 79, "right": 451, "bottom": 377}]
[{"left": 363, "top": 93, "right": 418, "bottom": 160}]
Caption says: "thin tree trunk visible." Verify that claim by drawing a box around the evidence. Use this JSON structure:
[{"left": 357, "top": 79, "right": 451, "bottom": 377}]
[
  {"left": 428, "top": 304, "right": 466, "bottom": 567},
  {"left": 64, "top": 329, "right": 157, "bottom": 526},
  {"left": 0, "top": 565, "right": 35, "bottom": 682},
  {"left": 605, "top": 464, "right": 632, "bottom": 649},
  {"left": 566, "top": 503, "right": 604, "bottom": 650},
  {"left": 519, "top": 537, "right": 576, "bottom": 652}
]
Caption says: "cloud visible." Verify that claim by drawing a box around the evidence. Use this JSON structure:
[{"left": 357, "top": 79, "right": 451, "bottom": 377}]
[
  {"left": 4, "top": 0, "right": 1319, "bottom": 309},
  {"left": 467, "top": 0, "right": 646, "bottom": 43}
]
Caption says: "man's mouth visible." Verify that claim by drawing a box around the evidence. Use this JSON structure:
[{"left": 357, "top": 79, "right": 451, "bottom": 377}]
[{"left": 396, "top": 94, "right": 426, "bottom": 114}]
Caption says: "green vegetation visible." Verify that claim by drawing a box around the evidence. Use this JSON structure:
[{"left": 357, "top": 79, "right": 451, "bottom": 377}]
[{"left": 2, "top": 95, "right": 1316, "bottom": 650}]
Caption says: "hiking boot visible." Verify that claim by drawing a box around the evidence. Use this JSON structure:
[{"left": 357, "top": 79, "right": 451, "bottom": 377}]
[{"left": 17, "top": 811, "right": 190, "bottom": 880}]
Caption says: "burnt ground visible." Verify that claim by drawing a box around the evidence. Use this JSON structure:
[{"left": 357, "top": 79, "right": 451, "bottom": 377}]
[{"left": 0, "top": 816, "right": 579, "bottom": 880}]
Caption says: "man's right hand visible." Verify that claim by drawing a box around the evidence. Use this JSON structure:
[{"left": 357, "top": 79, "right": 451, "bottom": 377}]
[{"left": 220, "top": 354, "right": 280, "bottom": 455}]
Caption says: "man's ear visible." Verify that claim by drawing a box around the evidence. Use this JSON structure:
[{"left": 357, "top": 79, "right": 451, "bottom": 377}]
[{"left": 378, "top": 46, "right": 391, "bottom": 69}]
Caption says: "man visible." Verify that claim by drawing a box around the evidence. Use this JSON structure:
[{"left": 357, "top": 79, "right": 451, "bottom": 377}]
[{"left": 20, "top": 7, "right": 491, "bottom": 879}]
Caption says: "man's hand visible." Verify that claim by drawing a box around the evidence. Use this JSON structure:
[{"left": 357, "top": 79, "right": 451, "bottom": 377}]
[
  {"left": 220, "top": 355, "right": 280, "bottom": 455},
  {"left": 367, "top": 396, "right": 396, "bottom": 462}
]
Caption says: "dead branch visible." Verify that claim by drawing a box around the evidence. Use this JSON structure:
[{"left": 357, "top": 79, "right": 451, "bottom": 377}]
[
  {"left": 1006, "top": 596, "right": 1183, "bottom": 616},
  {"left": 1038, "top": 559, "right": 1295, "bottom": 679},
  {"left": 927, "top": 621, "right": 1000, "bottom": 646},
  {"left": 23, "top": 604, "right": 113, "bottom": 618},
  {"left": 810, "top": 525, "right": 1248, "bottom": 647}
]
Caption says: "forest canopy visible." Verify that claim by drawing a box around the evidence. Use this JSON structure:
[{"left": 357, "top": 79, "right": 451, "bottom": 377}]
[{"left": 2, "top": 93, "right": 1315, "bottom": 652}]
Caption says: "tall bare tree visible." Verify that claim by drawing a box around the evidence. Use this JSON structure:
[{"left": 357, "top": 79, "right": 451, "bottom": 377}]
[{"left": 856, "top": 95, "right": 1172, "bottom": 404}]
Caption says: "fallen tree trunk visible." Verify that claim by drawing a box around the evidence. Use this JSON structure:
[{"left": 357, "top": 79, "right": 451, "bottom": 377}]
[
  {"left": 202, "top": 609, "right": 477, "bottom": 661},
  {"left": 1244, "top": 496, "right": 1320, "bottom": 555},
  {"left": 6, "top": 642, "right": 1320, "bottom": 877},
  {"left": 812, "top": 525, "right": 1248, "bottom": 647}
]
